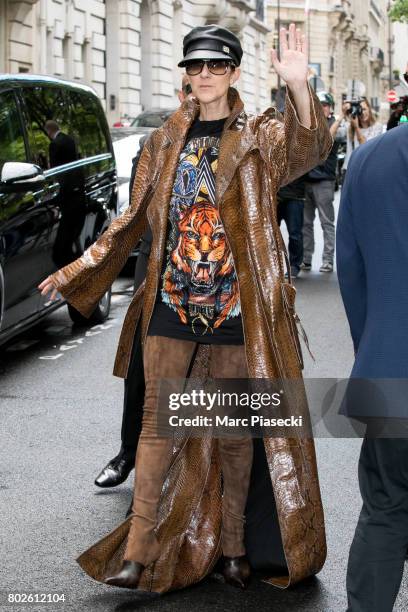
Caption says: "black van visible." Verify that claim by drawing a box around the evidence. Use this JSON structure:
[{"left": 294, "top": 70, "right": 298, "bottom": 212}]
[{"left": 0, "top": 74, "right": 117, "bottom": 344}]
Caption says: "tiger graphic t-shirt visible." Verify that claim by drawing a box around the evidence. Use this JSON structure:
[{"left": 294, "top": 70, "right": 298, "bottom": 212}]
[{"left": 148, "top": 116, "right": 244, "bottom": 344}]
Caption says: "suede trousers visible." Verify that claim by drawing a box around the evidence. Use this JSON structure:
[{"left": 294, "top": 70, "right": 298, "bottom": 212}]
[{"left": 124, "top": 335, "right": 253, "bottom": 566}]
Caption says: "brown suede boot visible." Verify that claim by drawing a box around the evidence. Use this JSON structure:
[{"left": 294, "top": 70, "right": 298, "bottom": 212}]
[
  {"left": 105, "top": 560, "right": 145, "bottom": 589},
  {"left": 124, "top": 336, "right": 197, "bottom": 566},
  {"left": 209, "top": 344, "right": 253, "bottom": 588}
]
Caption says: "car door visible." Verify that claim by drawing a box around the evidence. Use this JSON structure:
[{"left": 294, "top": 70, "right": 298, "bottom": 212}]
[
  {"left": 67, "top": 89, "right": 116, "bottom": 250},
  {"left": 20, "top": 84, "right": 85, "bottom": 300},
  {"left": 0, "top": 88, "right": 48, "bottom": 332}
]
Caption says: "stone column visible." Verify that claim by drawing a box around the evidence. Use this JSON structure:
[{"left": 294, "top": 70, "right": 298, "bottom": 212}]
[{"left": 105, "top": 0, "right": 120, "bottom": 125}]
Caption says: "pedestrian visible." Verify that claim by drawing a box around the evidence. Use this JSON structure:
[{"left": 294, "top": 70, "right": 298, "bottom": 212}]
[
  {"left": 387, "top": 100, "right": 404, "bottom": 131},
  {"left": 337, "top": 121, "right": 408, "bottom": 612},
  {"left": 39, "top": 23, "right": 331, "bottom": 594},
  {"left": 342, "top": 97, "right": 383, "bottom": 173},
  {"left": 44, "top": 120, "right": 86, "bottom": 269},
  {"left": 277, "top": 175, "right": 307, "bottom": 279},
  {"left": 94, "top": 77, "right": 193, "bottom": 491},
  {"left": 302, "top": 92, "right": 342, "bottom": 273}
]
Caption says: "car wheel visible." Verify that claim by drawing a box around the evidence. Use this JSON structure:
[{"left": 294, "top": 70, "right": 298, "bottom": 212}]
[{"left": 67, "top": 288, "right": 111, "bottom": 326}]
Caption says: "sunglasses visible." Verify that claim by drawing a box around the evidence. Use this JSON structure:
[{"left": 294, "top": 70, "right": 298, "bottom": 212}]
[{"left": 185, "top": 59, "right": 234, "bottom": 76}]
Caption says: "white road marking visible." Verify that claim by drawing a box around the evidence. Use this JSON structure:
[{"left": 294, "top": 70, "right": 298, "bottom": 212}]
[{"left": 38, "top": 320, "right": 117, "bottom": 362}]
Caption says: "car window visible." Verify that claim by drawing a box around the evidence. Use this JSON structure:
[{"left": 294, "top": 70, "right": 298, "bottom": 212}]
[
  {"left": 0, "top": 90, "right": 27, "bottom": 170},
  {"left": 132, "top": 113, "right": 166, "bottom": 128},
  {"left": 22, "top": 86, "right": 74, "bottom": 170},
  {"left": 68, "top": 90, "right": 110, "bottom": 158}
]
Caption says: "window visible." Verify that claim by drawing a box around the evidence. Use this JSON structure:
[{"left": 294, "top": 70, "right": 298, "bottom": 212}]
[
  {"left": 255, "top": 0, "right": 264, "bottom": 21},
  {"left": 22, "top": 86, "right": 74, "bottom": 170},
  {"left": 0, "top": 90, "right": 27, "bottom": 170},
  {"left": 67, "top": 90, "right": 110, "bottom": 158},
  {"left": 132, "top": 111, "right": 171, "bottom": 128}
]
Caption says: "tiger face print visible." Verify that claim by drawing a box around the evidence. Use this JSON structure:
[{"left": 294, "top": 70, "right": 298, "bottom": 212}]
[{"left": 171, "top": 201, "right": 234, "bottom": 292}]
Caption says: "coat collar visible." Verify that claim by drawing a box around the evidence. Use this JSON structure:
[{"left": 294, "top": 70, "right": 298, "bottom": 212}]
[{"left": 162, "top": 86, "right": 246, "bottom": 144}]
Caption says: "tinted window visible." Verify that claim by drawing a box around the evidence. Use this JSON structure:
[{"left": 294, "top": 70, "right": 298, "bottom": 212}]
[
  {"left": 22, "top": 86, "right": 74, "bottom": 170},
  {"left": 132, "top": 112, "right": 170, "bottom": 127},
  {"left": 0, "top": 90, "right": 27, "bottom": 170},
  {"left": 68, "top": 91, "right": 110, "bottom": 158}
]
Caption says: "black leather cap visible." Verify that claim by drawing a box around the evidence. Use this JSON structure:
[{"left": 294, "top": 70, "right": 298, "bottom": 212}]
[{"left": 178, "top": 25, "right": 243, "bottom": 68}]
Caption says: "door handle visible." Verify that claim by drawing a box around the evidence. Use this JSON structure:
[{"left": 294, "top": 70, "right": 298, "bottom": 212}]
[{"left": 34, "top": 182, "right": 60, "bottom": 204}]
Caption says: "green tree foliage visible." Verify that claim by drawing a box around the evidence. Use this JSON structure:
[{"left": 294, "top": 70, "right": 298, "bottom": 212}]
[{"left": 389, "top": 0, "right": 408, "bottom": 22}]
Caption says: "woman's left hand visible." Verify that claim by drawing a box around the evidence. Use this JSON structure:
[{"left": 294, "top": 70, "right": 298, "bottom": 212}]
[
  {"left": 270, "top": 23, "right": 308, "bottom": 89},
  {"left": 38, "top": 275, "right": 59, "bottom": 301}
]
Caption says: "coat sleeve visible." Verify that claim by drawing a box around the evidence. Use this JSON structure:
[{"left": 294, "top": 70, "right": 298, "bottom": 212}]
[
  {"left": 336, "top": 156, "right": 367, "bottom": 353},
  {"left": 50, "top": 136, "right": 155, "bottom": 318},
  {"left": 129, "top": 133, "right": 149, "bottom": 200},
  {"left": 258, "top": 83, "right": 333, "bottom": 188}
]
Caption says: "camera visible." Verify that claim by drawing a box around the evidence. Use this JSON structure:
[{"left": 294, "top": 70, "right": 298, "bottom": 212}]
[{"left": 345, "top": 99, "right": 363, "bottom": 119}]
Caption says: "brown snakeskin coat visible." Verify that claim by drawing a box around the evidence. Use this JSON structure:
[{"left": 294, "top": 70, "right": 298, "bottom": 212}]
[{"left": 51, "top": 85, "right": 332, "bottom": 593}]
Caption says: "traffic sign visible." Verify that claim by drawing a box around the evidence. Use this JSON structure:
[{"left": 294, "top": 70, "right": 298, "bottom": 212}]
[{"left": 387, "top": 90, "right": 398, "bottom": 103}]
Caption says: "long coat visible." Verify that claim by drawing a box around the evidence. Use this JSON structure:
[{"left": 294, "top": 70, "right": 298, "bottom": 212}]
[
  {"left": 52, "top": 85, "right": 332, "bottom": 592},
  {"left": 337, "top": 124, "right": 408, "bottom": 418}
]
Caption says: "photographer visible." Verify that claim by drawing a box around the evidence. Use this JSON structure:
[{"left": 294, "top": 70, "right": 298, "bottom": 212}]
[{"left": 343, "top": 97, "right": 383, "bottom": 173}]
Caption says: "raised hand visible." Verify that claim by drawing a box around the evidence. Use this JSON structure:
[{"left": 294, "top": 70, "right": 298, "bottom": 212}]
[{"left": 270, "top": 23, "right": 308, "bottom": 90}]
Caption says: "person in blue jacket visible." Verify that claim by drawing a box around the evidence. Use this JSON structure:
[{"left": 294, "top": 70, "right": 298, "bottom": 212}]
[{"left": 336, "top": 122, "right": 408, "bottom": 612}]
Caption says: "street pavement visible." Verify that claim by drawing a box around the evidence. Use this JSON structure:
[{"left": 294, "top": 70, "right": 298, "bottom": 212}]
[{"left": 1, "top": 190, "right": 407, "bottom": 611}]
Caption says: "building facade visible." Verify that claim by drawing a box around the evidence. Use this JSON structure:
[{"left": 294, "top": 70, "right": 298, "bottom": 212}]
[
  {"left": 393, "top": 19, "right": 408, "bottom": 80},
  {"left": 0, "top": 0, "right": 270, "bottom": 124},
  {"left": 266, "top": 0, "right": 391, "bottom": 113}
]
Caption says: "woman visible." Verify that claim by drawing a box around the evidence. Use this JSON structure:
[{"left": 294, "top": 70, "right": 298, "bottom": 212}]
[
  {"left": 40, "top": 23, "right": 331, "bottom": 594},
  {"left": 343, "top": 97, "right": 383, "bottom": 172}
]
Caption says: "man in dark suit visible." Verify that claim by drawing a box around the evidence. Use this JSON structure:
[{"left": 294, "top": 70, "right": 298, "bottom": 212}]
[
  {"left": 44, "top": 120, "right": 86, "bottom": 268},
  {"left": 45, "top": 120, "right": 78, "bottom": 167},
  {"left": 336, "top": 123, "right": 408, "bottom": 611}
]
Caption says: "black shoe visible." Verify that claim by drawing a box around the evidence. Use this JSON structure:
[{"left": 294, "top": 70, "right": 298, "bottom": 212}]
[
  {"left": 105, "top": 560, "right": 144, "bottom": 589},
  {"left": 222, "top": 555, "right": 251, "bottom": 589},
  {"left": 94, "top": 449, "right": 135, "bottom": 488}
]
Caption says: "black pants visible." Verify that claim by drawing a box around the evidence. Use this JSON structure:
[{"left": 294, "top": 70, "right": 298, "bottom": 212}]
[
  {"left": 277, "top": 198, "right": 304, "bottom": 271},
  {"left": 346, "top": 434, "right": 408, "bottom": 611},
  {"left": 120, "top": 247, "right": 149, "bottom": 455}
]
